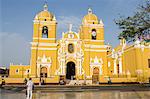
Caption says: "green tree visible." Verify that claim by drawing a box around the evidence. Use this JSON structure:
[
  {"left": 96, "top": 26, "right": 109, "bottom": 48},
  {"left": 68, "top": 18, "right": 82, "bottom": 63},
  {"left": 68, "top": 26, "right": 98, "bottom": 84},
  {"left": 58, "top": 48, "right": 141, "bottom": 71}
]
[{"left": 115, "top": 0, "right": 150, "bottom": 42}]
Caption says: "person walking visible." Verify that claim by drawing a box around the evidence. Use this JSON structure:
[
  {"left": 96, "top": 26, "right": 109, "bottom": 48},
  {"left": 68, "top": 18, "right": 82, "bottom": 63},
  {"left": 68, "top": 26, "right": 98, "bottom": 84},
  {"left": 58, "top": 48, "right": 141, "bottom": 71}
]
[{"left": 26, "top": 78, "right": 34, "bottom": 99}]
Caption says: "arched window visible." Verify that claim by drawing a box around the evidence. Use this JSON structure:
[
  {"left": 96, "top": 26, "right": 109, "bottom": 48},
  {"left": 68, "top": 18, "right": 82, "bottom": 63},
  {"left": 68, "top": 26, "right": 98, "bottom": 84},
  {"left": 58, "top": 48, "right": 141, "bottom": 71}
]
[
  {"left": 91, "top": 29, "right": 97, "bottom": 40},
  {"left": 42, "top": 26, "right": 48, "bottom": 38}
]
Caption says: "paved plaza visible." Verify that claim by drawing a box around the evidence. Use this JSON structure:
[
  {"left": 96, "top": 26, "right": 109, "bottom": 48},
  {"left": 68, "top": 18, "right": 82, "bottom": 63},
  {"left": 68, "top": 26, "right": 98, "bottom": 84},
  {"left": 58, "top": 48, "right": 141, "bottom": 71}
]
[{"left": 1, "top": 89, "right": 150, "bottom": 99}]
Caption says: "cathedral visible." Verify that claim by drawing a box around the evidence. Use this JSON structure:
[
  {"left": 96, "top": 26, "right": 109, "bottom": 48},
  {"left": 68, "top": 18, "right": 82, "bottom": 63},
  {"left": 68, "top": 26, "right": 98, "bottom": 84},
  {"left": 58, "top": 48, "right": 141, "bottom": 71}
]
[{"left": 7, "top": 3, "right": 150, "bottom": 84}]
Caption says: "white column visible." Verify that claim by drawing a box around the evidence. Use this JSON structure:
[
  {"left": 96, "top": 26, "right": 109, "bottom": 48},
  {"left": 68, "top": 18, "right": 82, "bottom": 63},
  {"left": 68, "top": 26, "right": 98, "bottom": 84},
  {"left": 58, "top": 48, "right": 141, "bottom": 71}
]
[
  {"left": 60, "top": 61, "right": 63, "bottom": 75},
  {"left": 62, "top": 60, "right": 66, "bottom": 75},
  {"left": 114, "top": 59, "right": 117, "bottom": 74},
  {"left": 76, "top": 60, "right": 79, "bottom": 75},
  {"left": 119, "top": 58, "right": 122, "bottom": 74},
  {"left": 47, "top": 65, "right": 50, "bottom": 77},
  {"left": 77, "top": 59, "right": 81, "bottom": 75},
  {"left": 37, "top": 64, "right": 40, "bottom": 77},
  {"left": 79, "top": 60, "right": 82, "bottom": 75},
  {"left": 59, "top": 59, "right": 65, "bottom": 75},
  {"left": 100, "top": 66, "right": 102, "bottom": 75}
]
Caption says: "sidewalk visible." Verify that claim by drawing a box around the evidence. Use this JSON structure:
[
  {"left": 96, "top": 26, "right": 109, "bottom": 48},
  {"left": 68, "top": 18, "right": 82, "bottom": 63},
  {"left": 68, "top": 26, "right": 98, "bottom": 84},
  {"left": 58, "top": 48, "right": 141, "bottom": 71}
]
[{"left": 1, "top": 84, "right": 150, "bottom": 92}]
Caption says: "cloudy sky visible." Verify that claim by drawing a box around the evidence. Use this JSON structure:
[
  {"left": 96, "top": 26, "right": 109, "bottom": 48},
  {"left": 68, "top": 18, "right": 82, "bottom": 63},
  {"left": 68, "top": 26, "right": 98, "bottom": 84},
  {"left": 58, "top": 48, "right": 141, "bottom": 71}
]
[{"left": 0, "top": 0, "right": 144, "bottom": 67}]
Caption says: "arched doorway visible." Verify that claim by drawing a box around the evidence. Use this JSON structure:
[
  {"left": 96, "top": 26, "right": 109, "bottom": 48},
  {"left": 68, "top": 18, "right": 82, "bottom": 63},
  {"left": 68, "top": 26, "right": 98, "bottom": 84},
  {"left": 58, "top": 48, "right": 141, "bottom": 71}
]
[
  {"left": 40, "top": 67, "right": 47, "bottom": 78},
  {"left": 92, "top": 67, "right": 99, "bottom": 84},
  {"left": 93, "top": 67, "right": 99, "bottom": 75},
  {"left": 66, "top": 61, "right": 75, "bottom": 80}
]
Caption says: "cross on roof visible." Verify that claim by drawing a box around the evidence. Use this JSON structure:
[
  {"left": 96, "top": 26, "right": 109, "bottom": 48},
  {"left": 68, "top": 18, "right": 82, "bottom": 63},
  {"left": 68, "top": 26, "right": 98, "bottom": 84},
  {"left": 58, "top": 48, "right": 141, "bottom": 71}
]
[{"left": 69, "top": 24, "right": 72, "bottom": 32}]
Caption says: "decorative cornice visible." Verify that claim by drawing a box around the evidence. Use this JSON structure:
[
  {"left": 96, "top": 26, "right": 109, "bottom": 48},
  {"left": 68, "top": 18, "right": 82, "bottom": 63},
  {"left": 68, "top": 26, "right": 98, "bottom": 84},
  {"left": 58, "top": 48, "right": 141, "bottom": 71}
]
[
  {"left": 33, "top": 38, "right": 56, "bottom": 40},
  {"left": 30, "top": 42, "right": 58, "bottom": 46},
  {"left": 84, "top": 39, "right": 104, "bottom": 42},
  {"left": 84, "top": 44, "right": 108, "bottom": 48},
  {"left": 33, "top": 20, "right": 56, "bottom": 24},
  {"left": 84, "top": 49, "right": 107, "bottom": 52},
  {"left": 82, "top": 24, "right": 104, "bottom": 27},
  {"left": 31, "top": 47, "right": 57, "bottom": 50}
]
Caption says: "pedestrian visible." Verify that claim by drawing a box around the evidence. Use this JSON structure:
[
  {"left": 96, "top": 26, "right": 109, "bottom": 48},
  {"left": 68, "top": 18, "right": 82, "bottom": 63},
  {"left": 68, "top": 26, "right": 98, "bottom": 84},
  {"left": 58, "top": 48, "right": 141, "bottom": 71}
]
[
  {"left": 24, "top": 78, "right": 27, "bottom": 84},
  {"left": 107, "top": 77, "right": 112, "bottom": 84},
  {"left": 26, "top": 78, "right": 34, "bottom": 99}
]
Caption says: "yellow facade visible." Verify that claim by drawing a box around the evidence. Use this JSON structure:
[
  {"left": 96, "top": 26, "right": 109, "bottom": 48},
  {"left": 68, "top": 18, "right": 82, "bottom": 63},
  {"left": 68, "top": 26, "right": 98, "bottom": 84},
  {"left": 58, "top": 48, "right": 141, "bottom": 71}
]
[
  {"left": 8, "top": 4, "right": 150, "bottom": 84},
  {"left": 107, "top": 39, "right": 150, "bottom": 83},
  {"left": 9, "top": 64, "right": 30, "bottom": 78}
]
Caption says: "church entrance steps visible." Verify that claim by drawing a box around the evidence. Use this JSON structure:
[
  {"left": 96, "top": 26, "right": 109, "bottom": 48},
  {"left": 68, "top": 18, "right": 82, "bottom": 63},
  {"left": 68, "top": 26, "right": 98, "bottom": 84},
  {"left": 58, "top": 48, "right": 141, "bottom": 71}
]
[
  {"left": 65, "top": 80, "right": 71, "bottom": 84},
  {"left": 67, "top": 80, "right": 92, "bottom": 85}
]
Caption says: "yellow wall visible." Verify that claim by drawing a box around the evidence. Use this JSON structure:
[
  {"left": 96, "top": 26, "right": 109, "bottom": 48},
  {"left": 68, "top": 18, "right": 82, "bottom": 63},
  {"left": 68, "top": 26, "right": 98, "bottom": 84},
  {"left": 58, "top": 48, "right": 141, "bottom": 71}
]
[
  {"left": 107, "top": 41, "right": 150, "bottom": 82},
  {"left": 9, "top": 65, "right": 30, "bottom": 78},
  {"left": 30, "top": 9, "right": 57, "bottom": 77}
]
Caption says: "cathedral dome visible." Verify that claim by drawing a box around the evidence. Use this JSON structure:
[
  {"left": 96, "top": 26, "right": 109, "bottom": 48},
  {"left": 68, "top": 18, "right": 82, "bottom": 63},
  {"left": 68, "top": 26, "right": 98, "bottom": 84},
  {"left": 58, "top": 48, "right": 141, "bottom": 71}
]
[
  {"left": 82, "top": 8, "right": 99, "bottom": 24},
  {"left": 34, "top": 3, "right": 54, "bottom": 21}
]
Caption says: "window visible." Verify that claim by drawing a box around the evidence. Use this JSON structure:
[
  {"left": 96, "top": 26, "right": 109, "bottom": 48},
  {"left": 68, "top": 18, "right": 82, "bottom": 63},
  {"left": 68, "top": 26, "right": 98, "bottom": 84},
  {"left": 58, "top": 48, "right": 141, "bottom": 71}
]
[
  {"left": 68, "top": 44, "right": 74, "bottom": 53},
  {"left": 117, "top": 64, "right": 120, "bottom": 74},
  {"left": 16, "top": 69, "right": 19, "bottom": 73},
  {"left": 27, "top": 70, "right": 30, "bottom": 73},
  {"left": 42, "top": 26, "right": 48, "bottom": 38},
  {"left": 148, "top": 59, "right": 150, "bottom": 68},
  {"left": 91, "top": 29, "right": 96, "bottom": 40}
]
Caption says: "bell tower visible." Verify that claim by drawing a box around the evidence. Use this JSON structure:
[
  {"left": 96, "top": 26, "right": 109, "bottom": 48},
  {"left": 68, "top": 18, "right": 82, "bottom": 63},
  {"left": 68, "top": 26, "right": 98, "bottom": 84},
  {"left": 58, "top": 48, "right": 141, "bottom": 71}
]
[
  {"left": 79, "top": 8, "right": 104, "bottom": 45},
  {"left": 30, "top": 3, "right": 58, "bottom": 77},
  {"left": 79, "top": 8, "right": 108, "bottom": 77},
  {"left": 32, "top": 3, "right": 57, "bottom": 43}
]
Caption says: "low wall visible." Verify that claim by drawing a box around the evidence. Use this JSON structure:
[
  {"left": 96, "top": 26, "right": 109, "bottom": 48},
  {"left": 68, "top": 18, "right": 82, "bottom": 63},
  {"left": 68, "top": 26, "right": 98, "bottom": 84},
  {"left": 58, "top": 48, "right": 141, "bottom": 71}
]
[
  {"left": 2, "top": 76, "right": 59, "bottom": 84},
  {"left": 4, "top": 78, "right": 25, "bottom": 84},
  {"left": 1, "top": 76, "right": 138, "bottom": 85},
  {"left": 100, "top": 77, "right": 137, "bottom": 83}
]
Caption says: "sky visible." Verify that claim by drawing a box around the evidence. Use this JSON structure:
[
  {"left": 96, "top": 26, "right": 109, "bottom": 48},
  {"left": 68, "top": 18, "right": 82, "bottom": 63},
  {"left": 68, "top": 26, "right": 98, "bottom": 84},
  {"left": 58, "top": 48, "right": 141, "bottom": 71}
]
[{"left": 0, "top": 0, "right": 144, "bottom": 67}]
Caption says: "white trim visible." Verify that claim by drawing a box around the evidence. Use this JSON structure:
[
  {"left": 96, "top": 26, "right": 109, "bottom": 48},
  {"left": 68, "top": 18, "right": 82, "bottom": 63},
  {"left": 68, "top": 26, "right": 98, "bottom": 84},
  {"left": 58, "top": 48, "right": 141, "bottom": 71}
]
[
  {"left": 33, "top": 20, "right": 39, "bottom": 23},
  {"left": 108, "top": 62, "right": 111, "bottom": 67},
  {"left": 31, "top": 47, "right": 57, "bottom": 50},
  {"left": 63, "top": 38, "right": 80, "bottom": 41},
  {"left": 84, "top": 44, "right": 108, "bottom": 48},
  {"left": 30, "top": 42, "right": 58, "bottom": 46},
  {"left": 84, "top": 49, "right": 107, "bottom": 52},
  {"left": 84, "top": 39, "right": 104, "bottom": 42},
  {"left": 119, "top": 58, "right": 122, "bottom": 74},
  {"left": 33, "top": 38, "right": 56, "bottom": 40},
  {"left": 114, "top": 42, "right": 150, "bottom": 54},
  {"left": 113, "top": 59, "right": 117, "bottom": 75},
  {"left": 123, "top": 44, "right": 149, "bottom": 53},
  {"left": 33, "top": 20, "right": 56, "bottom": 24},
  {"left": 40, "top": 21, "right": 56, "bottom": 24},
  {"left": 82, "top": 24, "right": 104, "bottom": 27}
]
